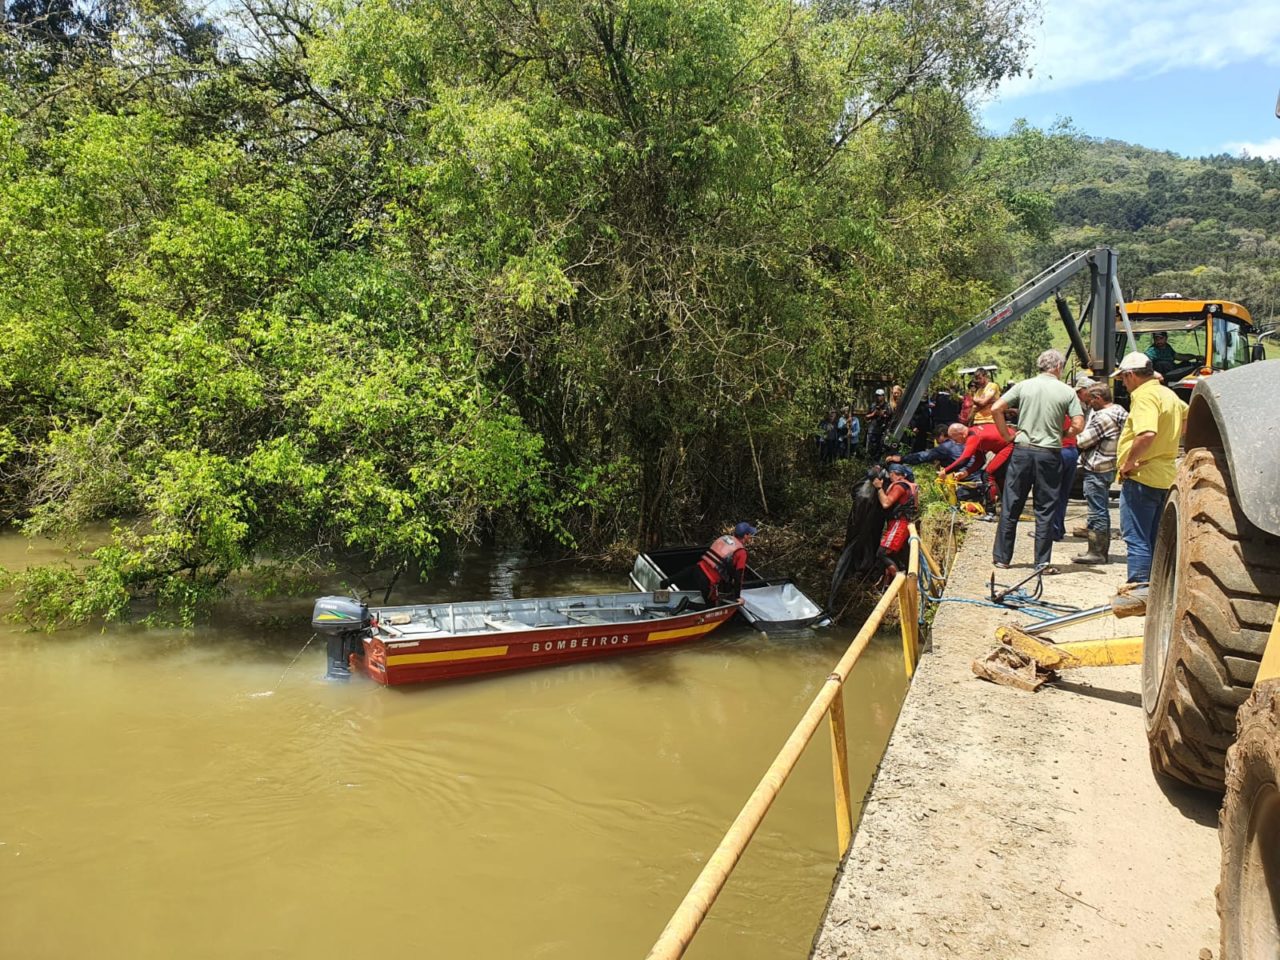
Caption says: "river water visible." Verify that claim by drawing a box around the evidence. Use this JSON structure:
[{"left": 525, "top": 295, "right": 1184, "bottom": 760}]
[{"left": 0, "top": 534, "right": 907, "bottom": 959}]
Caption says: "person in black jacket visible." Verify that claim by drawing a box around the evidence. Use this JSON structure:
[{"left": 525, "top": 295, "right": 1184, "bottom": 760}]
[{"left": 931, "top": 386, "right": 960, "bottom": 426}]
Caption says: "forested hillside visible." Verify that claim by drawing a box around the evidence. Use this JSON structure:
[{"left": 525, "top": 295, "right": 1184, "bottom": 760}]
[
  {"left": 974, "top": 133, "right": 1280, "bottom": 378},
  {"left": 1039, "top": 138, "right": 1280, "bottom": 327},
  {"left": 0, "top": 0, "right": 1046, "bottom": 624}
]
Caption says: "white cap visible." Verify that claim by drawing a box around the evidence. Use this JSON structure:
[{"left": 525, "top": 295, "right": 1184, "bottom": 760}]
[
  {"left": 1072, "top": 372, "right": 1096, "bottom": 390},
  {"left": 875, "top": 388, "right": 885, "bottom": 395},
  {"left": 1112, "top": 351, "right": 1152, "bottom": 376}
]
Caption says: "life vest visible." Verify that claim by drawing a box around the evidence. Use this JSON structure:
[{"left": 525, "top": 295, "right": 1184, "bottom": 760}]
[
  {"left": 886, "top": 477, "right": 919, "bottom": 521},
  {"left": 700, "top": 535, "right": 745, "bottom": 585}
]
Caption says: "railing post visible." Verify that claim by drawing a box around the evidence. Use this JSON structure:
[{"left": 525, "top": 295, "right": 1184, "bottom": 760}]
[
  {"left": 898, "top": 581, "right": 917, "bottom": 677},
  {"left": 901, "top": 531, "right": 923, "bottom": 676},
  {"left": 909, "top": 576, "right": 921, "bottom": 661},
  {"left": 827, "top": 683, "right": 854, "bottom": 856}
]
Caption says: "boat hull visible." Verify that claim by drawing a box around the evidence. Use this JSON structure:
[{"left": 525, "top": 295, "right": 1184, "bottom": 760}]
[{"left": 355, "top": 601, "right": 739, "bottom": 686}]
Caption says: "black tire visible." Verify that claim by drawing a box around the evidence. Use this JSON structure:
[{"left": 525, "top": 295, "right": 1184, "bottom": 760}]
[
  {"left": 1218, "top": 680, "right": 1280, "bottom": 959},
  {"left": 1142, "top": 448, "right": 1280, "bottom": 791}
]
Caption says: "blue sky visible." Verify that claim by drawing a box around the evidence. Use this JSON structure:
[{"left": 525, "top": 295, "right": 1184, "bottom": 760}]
[{"left": 979, "top": 0, "right": 1280, "bottom": 158}]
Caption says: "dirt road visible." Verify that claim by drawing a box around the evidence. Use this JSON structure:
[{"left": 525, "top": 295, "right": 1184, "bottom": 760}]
[{"left": 811, "top": 509, "right": 1222, "bottom": 959}]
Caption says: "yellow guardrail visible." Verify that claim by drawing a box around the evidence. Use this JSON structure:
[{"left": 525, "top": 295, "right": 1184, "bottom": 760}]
[{"left": 646, "top": 524, "right": 937, "bottom": 960}]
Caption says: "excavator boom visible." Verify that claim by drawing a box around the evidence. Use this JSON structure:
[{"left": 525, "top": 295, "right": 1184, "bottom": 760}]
[{"left": 887, "top": 248, "right": 1119, "bottom": 441}]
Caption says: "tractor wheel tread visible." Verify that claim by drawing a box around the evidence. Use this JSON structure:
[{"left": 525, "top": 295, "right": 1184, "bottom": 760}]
[
  {"left": 1143, "top": 447, "right": 1280, "bottom": 792},
  {"left": 1218, "top": 682, "right": 1280, "bottom": 959}
]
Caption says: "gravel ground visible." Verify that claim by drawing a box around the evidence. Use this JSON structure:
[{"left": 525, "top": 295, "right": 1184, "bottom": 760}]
[{"left": 811, "top": 506, "right": 1224, "bottom": 960}]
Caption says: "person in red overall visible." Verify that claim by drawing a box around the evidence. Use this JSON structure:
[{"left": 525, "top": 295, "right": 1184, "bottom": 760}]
[
  {"left": 694, "top": 522, "right": 756, "bottom": 605},
  {"left": 938, "top": 422, "right": 1014, "bottom": 504},
  {"left": 873, "top": 465, "right": 918, "bottom": 589},
  {"left": 1053, "top": 413, "right": 1079, "bottom": 541}
]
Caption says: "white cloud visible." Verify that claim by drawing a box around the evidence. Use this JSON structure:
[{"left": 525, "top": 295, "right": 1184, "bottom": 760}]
[
  {"left": 1222, "top": 137, "right": 1280, "bottom": 159},
  {"left": 994, "top": 0, "right": 1280, "bottom": 101}
]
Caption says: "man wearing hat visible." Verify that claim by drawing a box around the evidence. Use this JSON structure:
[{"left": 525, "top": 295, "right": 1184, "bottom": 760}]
[
  {"left": 1113, "top": 352, "right": 1187, "bottom": 584},
  {"left": 872, "top": 463, "right": 918, "bottom": 589},
  {"left": 693, "top": 522, "right": 756, "bottom": 605}
]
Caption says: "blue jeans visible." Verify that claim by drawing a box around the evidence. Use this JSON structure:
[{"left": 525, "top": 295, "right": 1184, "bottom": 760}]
[
  {"left": 1052, "top": 446, "right": 1079, "bottom": 541},
  {"left": 1083, "top": 470, "right": 1114, "bottom": 533},
  {"left": 1120, "top": 479, "right": 1169, "bottom": 583},
  {"left": 995, "top": 445, "right": 1061, "bottom": 568}
]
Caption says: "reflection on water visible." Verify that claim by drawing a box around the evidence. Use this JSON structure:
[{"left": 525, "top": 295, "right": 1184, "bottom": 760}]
[{"left": 0, "top": 536, "right": 907, "bottom": 959}]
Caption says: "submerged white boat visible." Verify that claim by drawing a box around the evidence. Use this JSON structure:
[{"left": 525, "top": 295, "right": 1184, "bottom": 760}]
[{"left": 629, "top": 546, "right": 829, "bottom": 629}]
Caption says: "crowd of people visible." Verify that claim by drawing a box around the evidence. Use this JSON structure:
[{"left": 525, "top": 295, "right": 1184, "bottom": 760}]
[
  {"left": 814, "top": 386, "right": 900, "bottom": 462},
  {"left": 982, "top": 345, "right": 1184, "bottom": 583},
  {"left": 812, "top": 337, "right": 1187, "bottom": 591},
  {"left": 779, "top": 336, "right": 1191, "bottom": 607},
  {"left": 816, "top": 369, "right": 1011, "bottom": 465}
]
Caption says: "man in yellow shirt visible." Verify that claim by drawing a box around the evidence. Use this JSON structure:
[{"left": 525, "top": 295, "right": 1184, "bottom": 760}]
[
  {"left": 970, "top": 368, "right": 1000, "bottom": 426},
  {"left": 1114, "top": 352, "right": 1187, "bottom": 583}
]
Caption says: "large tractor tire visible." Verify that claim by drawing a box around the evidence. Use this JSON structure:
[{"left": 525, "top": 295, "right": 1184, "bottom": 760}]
[
  {"left": 1141, "top": 448, "right": 1280, "bottom": 791},
  {"left": 1218, "top": 680, "right": 1280, "bottom": 960}
]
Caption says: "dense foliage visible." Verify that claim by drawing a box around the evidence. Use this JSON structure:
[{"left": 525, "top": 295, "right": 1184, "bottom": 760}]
[{"left": 0, "top": 0, "right": 1041, "bottom": 624}]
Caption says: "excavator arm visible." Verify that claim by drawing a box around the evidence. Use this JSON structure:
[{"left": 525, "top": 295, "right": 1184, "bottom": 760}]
[{"left": 887, "top": 247, "right": 1120, "bottom": 441}]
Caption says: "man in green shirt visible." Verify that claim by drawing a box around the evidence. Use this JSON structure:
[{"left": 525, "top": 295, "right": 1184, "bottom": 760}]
[
  {"left": 1114, "top": 351, "right": 1188, "bottom": 583},
  {"left": 990, "top": 349, "right": 1084, "bottom": 572}
]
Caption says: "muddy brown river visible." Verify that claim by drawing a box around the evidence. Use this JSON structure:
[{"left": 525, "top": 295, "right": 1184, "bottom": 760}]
[{"left": 0, "top": 534, "right": 906, "bottom": 959}]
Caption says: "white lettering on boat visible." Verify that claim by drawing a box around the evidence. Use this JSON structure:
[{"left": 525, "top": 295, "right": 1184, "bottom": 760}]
[{"left": 530, "top": 634, "right": 631, "bottom": 653}]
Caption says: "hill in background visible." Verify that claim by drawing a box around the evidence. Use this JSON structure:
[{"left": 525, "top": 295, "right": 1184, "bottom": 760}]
[
  {"left": 973, "top": 135, "right": 1280, "bottom": 379},
  {"left": 1040, "top": 137, "right": 1280, "bottom": 327}
]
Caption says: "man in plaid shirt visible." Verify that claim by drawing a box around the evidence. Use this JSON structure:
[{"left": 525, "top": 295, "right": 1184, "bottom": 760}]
[{"left": 1072, "top": 383, "right": 1129, "bottom": 565}]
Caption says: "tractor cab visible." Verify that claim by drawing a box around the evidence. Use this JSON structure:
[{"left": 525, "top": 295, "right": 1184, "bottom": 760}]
[{"left": 1119, "top": 296, "right": 1256, "bottom": 401}]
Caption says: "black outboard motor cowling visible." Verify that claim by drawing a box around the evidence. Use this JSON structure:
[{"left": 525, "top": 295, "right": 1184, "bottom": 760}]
[
  {"left": 312, "top": 596, "right": 370, "bottom": 634},
  {"left": 312, "top": 597, "right": 372, "bottom": 680}
]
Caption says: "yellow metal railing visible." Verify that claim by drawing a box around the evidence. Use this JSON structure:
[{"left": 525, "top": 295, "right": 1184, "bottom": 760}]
[{"left": 646, "top": 524, "right": 938, "bottom": 960}]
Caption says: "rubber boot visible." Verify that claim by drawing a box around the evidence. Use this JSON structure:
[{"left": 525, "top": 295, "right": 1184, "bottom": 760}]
[{"left": 1072, "top": 529, "right": 1109, "bottom": 565}]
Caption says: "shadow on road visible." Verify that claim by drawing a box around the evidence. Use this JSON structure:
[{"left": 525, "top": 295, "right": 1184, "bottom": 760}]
[
  {"left": 1154, "top": 771, "right": 1224, "bottom": 828},
  {"left": 1051, "top": 678, "right": 1143, "bottom": 709}
]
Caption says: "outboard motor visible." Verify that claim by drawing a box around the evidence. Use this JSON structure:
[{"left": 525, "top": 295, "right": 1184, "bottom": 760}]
[{"left": 312, "top": 596, "right": 371, "bottom": 680}]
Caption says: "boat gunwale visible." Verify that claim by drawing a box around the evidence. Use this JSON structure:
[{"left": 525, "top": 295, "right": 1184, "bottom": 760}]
[{"left": 368, "top": 591, "right": 730, "bottom": 643}]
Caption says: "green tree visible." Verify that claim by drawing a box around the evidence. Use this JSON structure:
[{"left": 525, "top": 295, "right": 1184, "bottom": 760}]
[
  {"left": 0, "top": 0, "right": 1041, "bottom": 626},
  {"left": 1000, "top": 308, "right": 1055, "bottom": 379}
]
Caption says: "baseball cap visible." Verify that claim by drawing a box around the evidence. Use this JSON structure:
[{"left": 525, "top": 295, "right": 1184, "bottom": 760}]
[
  {"left": 874, "top": 388, "right": 885, "bottom": 395},
  {"left": 1072, "top": 372, "right": 1097, "bottom": 390},
  {"left": 734, "top": 522, "right": 758, "bottom": 538},
  {"left": 1112, "top": 351, "right": 1153, "bottom": 376}
]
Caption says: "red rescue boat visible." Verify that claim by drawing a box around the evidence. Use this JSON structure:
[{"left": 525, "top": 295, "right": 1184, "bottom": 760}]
[{"left": 312, "top": 590, "right": 740, "bottom": 686}]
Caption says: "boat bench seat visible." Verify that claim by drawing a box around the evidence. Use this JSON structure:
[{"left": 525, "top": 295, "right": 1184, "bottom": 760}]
[
  {"left": 483, "top": 618, "right": 534, "bottom": 632},
  {"left": 563, "top": 613, "right": 607, "bottom": 625}
]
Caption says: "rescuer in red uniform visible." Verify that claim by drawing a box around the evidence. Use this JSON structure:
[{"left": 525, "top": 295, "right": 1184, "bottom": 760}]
[
  {"left": 694, "top": 522, "right": 756, "bottom": 605},
  {"left": 873, "top": 465, "right": 918, "bottom": 589},
  {"left": 938, "top": 422, "right": 1014, "bottom": 503}
]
